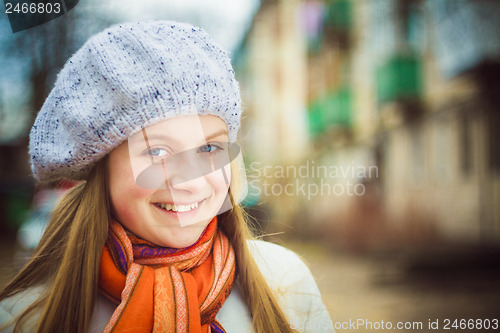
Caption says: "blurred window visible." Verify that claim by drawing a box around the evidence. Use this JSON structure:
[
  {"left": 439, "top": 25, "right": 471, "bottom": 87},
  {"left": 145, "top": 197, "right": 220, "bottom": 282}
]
[
  {"left": 489, "top": 110, "right": 500, "bottom": 173},
  {"left": 410, "top": 122, "right": 426, "bottom": 187},
  {"left": 432, "top": 115, "right": 452, "bottom": 184},
  {"left": 460, "top": 110, "right": 473, "bottom": 175},
  {"left": 371, "top": 0, "right": 397, "bottom": 60},
  {"left": 406, "top": 1, "right": 425, "bottom": 54}
]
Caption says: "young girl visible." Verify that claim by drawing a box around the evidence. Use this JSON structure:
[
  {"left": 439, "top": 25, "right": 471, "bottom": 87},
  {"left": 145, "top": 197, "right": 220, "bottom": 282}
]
[{"left": 0, "top": 21, "right": 333, "bottom": 333}]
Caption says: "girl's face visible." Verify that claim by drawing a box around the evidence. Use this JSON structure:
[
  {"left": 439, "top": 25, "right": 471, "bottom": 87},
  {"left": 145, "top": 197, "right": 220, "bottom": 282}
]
[{"left": 108, "top": 115, "right": 231, "bottom": 248}]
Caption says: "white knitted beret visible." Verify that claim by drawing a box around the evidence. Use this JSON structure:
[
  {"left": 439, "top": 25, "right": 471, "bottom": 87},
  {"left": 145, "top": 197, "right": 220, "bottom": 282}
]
[{"left": 29, "top": 21, "right": 242, "bottom": 183}]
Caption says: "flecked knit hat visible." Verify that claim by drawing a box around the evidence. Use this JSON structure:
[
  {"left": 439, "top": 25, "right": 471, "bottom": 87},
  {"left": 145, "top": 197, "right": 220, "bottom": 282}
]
[{"left": 29, "top": 21, "right": 241, "bottom": 183}]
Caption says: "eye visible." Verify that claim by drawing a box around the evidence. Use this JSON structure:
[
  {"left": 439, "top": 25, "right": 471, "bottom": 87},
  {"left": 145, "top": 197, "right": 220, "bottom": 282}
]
[
  {"left": 147, "top": 147, "right": 168, "bottom": 157},
  {"left": 199, "top": 143, "right": 223, "bottom": 153}
]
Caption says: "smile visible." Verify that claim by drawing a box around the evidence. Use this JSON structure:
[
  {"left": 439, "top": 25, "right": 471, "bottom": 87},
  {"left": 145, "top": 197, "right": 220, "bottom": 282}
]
[{"left": 154, "top": 201, "right": 199, "bottom": 213}]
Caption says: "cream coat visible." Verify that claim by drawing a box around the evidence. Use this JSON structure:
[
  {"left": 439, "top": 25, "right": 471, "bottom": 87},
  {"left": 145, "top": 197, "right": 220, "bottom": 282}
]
[{"left": 1, "top": 240, "right": 334, "bottom": 333}]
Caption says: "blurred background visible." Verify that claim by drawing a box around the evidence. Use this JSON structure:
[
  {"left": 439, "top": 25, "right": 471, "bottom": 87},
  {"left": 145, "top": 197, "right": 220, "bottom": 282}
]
[{"left": 1, "top": 0, "right": 499, "bottom": 331}]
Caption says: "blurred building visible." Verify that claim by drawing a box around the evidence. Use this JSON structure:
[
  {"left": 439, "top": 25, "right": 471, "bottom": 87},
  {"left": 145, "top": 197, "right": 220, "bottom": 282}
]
[
  {"left": 366, "top": 0, "right": 500, "bottom": 244},
  {"left": 235, "top": 0, "right": 310, "bottom": 224},
  {"left": 237, "top": 0, "right": 308, "bottom": 163},
  {"left": 237, "top": 0, "right": 500, "bottom": 246}
]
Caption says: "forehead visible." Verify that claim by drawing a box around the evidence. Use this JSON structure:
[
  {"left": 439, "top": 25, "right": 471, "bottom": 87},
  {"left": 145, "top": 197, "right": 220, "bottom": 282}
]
[{"left": 134, "top": 114, "right": 229, "bottom": 145}]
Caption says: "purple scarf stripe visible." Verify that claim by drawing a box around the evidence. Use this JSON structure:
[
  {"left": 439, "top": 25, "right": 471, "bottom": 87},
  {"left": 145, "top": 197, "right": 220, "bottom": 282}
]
[
  {"left": 210, "top": 322, "right": 226, "bottom": 333},
  {"left": 110, "top": 236, "right": 129, "bottom": 272},
  {"left": 128, "top": 223, "right": 210, "bottom": 261},
  {"left": 132, "top": 244, "right": 184, "bottom": 258}
]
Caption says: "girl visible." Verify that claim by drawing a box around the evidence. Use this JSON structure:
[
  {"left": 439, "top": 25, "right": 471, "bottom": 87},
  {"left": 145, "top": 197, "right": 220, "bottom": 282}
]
[{"left": 0, "top": 21, "right": 333, "bottom": 333}]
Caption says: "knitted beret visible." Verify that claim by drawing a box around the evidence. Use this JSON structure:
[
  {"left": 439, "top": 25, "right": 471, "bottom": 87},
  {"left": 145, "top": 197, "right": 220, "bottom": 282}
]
[{"left": 29, "top": 21, "right": 241, "bottom": 183}]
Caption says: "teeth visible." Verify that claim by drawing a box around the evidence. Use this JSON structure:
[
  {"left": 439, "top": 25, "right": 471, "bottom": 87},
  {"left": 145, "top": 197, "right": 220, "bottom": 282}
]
[{"left": 157, "top": 202, "right": 198, "bottom": 212}]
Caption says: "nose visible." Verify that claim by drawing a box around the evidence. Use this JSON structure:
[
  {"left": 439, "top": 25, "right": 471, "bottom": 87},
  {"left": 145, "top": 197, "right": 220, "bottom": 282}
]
[
  {"left": 168, "top": 172, "right": 209, "bottom": 192},
  {"left": 166, "top": 151, "right": 210, "bottom": 192}
]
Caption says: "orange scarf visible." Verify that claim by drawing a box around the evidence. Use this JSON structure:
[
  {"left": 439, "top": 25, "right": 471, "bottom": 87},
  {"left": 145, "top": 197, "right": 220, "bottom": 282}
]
[{"left": 99, "top": 217, "right": 236, "bottom": 332}]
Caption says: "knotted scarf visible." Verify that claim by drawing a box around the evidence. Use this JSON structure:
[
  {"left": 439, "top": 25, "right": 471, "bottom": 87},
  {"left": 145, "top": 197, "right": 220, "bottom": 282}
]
[{"left": 99, "top": 217, "right": 236, "bottom": 332}]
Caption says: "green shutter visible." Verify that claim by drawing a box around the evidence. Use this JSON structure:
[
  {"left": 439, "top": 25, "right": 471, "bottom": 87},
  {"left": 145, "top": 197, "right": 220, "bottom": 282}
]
[
  {"left": 324, "top": 0, "right": 352, "bottom": 30},
  {"left": 376, "top": 54, "right": 422, "bottom": 104},
  {"left": 308, "top": 99, "right": 325, "bottom": 136},
  {"left": 324, "top": 87, "right": 352, "bottom": 127},
  {"left": 308, "top": 86, "right": 352, "bottom": 136}
]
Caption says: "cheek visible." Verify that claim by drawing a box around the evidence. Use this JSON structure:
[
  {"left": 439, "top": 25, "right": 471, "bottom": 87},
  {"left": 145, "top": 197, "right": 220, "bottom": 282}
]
[
  {"left": 111, "top": 195, "right": 133, "bottom": 224},
  {"left": 109, "top": 155, "right": 152, "bottom": 196},
  {"left": 206, "top": 167, "right": 231, "bottom": 194},
  {"left": 109, "top": 171, "right": 154, "bottom": 221},
  {"left": 110, "top": 186, "right": 155, "bottom": 229}
]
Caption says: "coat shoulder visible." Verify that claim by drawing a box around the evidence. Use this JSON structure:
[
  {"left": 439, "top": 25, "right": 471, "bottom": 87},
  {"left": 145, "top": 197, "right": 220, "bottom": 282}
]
[
  {"left": 247, "top": 239, "right": 312, "bottom": 286},
  {"left": 247, "top": 240, "right": 335, "bottom": 333},
  {"left": 0, "top": 286, "right": 45, "bottom": 332}
]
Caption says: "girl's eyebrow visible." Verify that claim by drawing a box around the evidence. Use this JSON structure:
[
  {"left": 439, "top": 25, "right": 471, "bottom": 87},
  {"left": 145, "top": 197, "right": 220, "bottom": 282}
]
[
  {"left": 141, "top": 129, "right": 229, "bottom": 144},
  {"left": 205, "top": 129, "right": 229, "bottom": 141}
]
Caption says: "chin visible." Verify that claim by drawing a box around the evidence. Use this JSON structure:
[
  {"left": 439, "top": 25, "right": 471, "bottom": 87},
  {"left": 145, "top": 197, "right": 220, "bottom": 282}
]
[{"left": 155, "top": 225, "right": 206, "bottom": 249}]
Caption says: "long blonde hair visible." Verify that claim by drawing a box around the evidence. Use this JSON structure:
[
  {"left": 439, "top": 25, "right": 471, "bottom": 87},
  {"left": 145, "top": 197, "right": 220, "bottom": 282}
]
[{"left": 0, "top": 157, "right": 294, "bottom": 332}]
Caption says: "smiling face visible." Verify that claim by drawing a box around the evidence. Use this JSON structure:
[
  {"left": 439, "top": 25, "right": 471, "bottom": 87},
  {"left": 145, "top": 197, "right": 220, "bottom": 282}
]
[{"left": 107, "top": 115, "right": 231, "bottom": 248}]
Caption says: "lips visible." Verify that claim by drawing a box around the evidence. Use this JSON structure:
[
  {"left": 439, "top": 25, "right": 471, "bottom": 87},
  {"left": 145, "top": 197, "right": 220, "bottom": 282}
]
[
  {"left": 153, "top": 199, "right": 205, "bottom": 213},
  {"left": 155, "top": 202, "right": 198, "bottom": 212}
]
